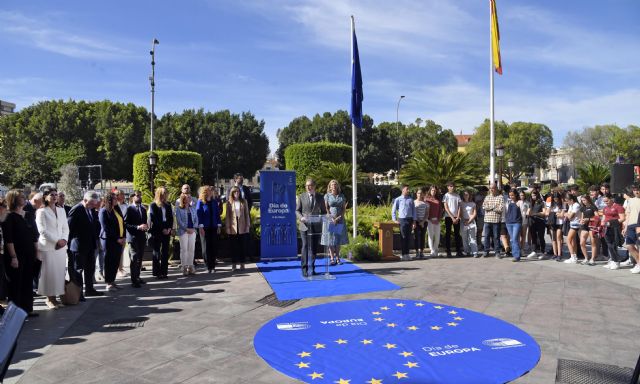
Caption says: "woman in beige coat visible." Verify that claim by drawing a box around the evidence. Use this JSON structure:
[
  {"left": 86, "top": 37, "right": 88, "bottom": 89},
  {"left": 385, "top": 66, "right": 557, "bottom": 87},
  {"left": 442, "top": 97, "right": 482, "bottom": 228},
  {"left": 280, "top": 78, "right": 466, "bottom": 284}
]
[
  {"left": 36, "top": 188, "right": 69, "bottom": 309},
  {"left": 225, "top": 186, "right": 251, "bottom": 272}
]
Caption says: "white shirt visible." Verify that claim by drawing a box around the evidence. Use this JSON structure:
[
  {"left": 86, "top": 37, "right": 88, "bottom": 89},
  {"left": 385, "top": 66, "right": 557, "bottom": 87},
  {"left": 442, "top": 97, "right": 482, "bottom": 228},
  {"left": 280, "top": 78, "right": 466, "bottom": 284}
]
[
  {"left": 443, "top": 192, "right": 461, "bottom": 218},
  {"left": 569, "top": 202, "right": 581, "bottom": 228}
]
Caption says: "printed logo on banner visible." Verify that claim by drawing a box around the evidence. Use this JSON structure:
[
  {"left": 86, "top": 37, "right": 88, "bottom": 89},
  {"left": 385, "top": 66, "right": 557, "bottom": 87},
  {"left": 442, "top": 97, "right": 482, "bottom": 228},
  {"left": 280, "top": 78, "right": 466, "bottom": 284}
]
[
  {"left": 276, "top": 322, "right": 310, "bottom": 331},
  {"left": 482, "top": 338, "right": 525, "bottom": 349},
  {"left": 319, "top": 318, "right": 367, "bottom": 327}
]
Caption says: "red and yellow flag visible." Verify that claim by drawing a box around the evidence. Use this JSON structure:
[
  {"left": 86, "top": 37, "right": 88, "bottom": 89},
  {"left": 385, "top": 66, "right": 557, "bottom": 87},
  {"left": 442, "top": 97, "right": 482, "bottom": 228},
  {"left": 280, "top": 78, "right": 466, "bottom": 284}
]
[{"left": 490, "top": 0, "right": 502, "bottom": 75}]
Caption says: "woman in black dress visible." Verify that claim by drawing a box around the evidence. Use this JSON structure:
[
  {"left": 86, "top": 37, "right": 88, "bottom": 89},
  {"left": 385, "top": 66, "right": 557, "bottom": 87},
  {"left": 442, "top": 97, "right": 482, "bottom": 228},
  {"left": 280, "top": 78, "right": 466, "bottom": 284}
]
[
  {"left": 149, "top": 187, "right": 173, "bottom": 279},
  {"left": 98, "top": 192, "right": 126, "bottom": 292},
  {"left": 2, "top": 190, "right": 38, "bottom": 316}
]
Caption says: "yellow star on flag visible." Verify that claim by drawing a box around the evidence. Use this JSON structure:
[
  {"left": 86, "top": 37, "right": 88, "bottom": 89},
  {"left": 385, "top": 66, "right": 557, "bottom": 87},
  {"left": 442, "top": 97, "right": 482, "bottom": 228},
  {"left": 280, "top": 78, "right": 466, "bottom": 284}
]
[
  {"left": 373, "top": 317, "right": 384, "bottom": 322},
  {"left": 392, "top": 371, "right": 409, "bottom": 379},
  {"left": 298, "top": 351, "right": 312, "bottom": 358},
  {"left": 415, "top": 303, "right": 425, "bottom": 307},
  {"left": 386, "top": 323, "right": 397, "bottom": 328},
  {"left": 383, "top": 343, "right": 397, "bottom": 349},
  {"left": 448, "top": 310, "right": 458, "bottom": 314},
  {"left": 380, "top": 306, "right": 390, "bottom": 311},
  {"left": 308, "top": 372, "right": 324, "bottom": 380},
  {"left": 399, "top": 351, "right": 414, "bottom": 357},
  {"left": 366, "top": 379, "right": 383, "bottom": 384},
  {"left": 431, "top": 326, "right": 442, "bottom": 330},
  {"left": 372, "top": 311, "right": 381, "bottom": 315},
  {"left": 361, "top": 339, "right": 373, "bottom": 345},
  {"left": 313, "top": 343, "right": 326, "bottom": 349},
  {"left": 434, "top": 306, "right": 443, "bottom": 309},
  {"left": 407, "top": 326, "right": 419, "bottom": 331},
  {"left": 396, "top": 303, "right": 406, "bottom": 307},
  {"left": 447, "top": 322, "right": 459, "bottom": 327},
  {"left": 335, "top": 379, "right": 351, "bottom": 384},
  {"left": 296, "top": 361, "right": 310, "bottom": 368},
  {"left": 454, "top": 316, "right": 463, "bottom": 320},
  {"left": 335, "top": 339, "right": 348, "bottom": 344},
  {"left": 404, "top": 361, "right": 419, "bottom": 368}
]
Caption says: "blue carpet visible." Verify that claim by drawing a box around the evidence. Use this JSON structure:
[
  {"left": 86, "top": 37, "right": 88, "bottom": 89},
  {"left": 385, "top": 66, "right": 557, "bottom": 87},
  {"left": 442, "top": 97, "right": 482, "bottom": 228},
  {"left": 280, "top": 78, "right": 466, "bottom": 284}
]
[
  {"left": 256, "top": 259, "right": 400, "bottom": 300},
  {"left": 254, "top": 299, "right": 540, "bottom": 383}
]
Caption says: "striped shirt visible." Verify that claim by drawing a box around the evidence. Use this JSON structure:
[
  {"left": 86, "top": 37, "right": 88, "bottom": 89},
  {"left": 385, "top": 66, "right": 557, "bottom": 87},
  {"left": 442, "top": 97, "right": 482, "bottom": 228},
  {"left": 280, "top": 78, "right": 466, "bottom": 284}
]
[{"left": 415, "top": 200, "right": 428, "bottom": 221}]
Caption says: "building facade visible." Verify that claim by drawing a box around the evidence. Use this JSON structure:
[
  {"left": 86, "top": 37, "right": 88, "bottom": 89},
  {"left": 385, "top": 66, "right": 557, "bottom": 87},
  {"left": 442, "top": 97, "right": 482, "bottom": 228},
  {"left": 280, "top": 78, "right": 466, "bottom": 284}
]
[{"left": 0, "top": 100, "right": 16, "bottom": 116}]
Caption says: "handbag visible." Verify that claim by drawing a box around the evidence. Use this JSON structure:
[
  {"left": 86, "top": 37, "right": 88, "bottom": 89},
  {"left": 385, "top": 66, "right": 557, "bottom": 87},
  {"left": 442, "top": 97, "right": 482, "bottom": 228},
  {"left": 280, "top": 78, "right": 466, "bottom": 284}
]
[
  {"left": 328, "top": 222, "right": 345, "bottom": 234},
  {"left": 561, "top": 219, "right": 571, "bottom": 237},
  {"left": 61, "top": 280, "right": 81, "bottom": 305}
]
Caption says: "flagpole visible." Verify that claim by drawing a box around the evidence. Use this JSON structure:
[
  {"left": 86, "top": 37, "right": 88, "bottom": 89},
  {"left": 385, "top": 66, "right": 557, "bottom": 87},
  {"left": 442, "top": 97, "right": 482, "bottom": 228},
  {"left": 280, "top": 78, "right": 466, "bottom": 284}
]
[
  {"left": 351, "top": 16, "right": 358, "bottom": 239},
  {"left": 489, "top": 0, "right": 495, "bottom": 185}
]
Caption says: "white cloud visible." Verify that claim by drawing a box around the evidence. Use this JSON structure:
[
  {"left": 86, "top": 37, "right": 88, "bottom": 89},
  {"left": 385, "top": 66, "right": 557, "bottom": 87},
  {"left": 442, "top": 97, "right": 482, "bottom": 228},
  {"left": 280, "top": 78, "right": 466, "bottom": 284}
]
[{"left": 0, "top": 11, "right": 133, "bottom": 60}]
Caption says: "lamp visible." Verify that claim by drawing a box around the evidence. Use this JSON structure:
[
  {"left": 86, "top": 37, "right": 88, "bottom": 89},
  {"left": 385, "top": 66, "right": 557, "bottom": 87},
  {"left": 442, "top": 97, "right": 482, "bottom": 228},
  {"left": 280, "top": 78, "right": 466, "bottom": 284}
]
[
  {"left": 148, "top": 152, "right": 158, "bottom": 193},
  {"left": 495, "top": 145, "right": 504, "bottom": 188}
]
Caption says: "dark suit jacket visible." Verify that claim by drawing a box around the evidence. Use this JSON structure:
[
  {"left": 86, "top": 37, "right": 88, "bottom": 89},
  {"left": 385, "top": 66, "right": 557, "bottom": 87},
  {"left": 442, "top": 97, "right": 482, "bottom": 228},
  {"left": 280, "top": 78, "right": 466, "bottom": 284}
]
[
  {"left": 124, "top": 204, "right": 147, "bottom": 243},
  {"left": 98, "top": 206, "right": 125, "bottom": 241},
  {"left": 67, "top": 202, "right": 100, "bottom": 254},
  {"left": 148, "top": 202, "right": 174, "bottom": 236},
  {"left": 296, "top": 192, "right": 327, "bottom": 232}
]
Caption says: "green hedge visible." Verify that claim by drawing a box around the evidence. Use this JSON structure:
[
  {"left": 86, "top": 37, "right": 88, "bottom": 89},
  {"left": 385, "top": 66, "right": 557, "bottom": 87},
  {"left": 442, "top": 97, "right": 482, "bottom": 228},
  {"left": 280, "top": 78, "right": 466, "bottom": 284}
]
[
  {"left": 284, "top": 142, "right": 351, "bottom": 191},
  {"left": 133, "top": 150, "right": 202, "bottom": 202}
]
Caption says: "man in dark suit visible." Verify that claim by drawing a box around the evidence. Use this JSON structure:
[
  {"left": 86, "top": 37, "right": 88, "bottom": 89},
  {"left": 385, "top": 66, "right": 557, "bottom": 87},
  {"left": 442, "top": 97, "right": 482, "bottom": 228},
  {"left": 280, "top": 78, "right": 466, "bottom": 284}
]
[
  {"left": 57, "top": 191, "right": 72, "bottom": 216},
  {"left": 68, "top": 191, "right": 103, "bottom": 298},
  {"left": 296, "top": 178, "right": 327, "bottom": 277},
  {"left": 124, "top": 191, "right": 148, "bottom": 288}
]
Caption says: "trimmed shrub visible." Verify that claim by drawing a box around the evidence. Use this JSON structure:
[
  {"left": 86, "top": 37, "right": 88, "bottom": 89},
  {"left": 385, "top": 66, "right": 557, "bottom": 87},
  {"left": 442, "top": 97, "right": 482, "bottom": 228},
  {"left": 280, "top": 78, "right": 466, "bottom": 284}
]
[
  {"left": 341, "top": 235, "right": 382, "bottom": 262},
  {"left": 284, "top": 142, "right": 351, "bottom": 192},
  {"left": 133, "top": 150, "right": 202, "bottom": 202}
]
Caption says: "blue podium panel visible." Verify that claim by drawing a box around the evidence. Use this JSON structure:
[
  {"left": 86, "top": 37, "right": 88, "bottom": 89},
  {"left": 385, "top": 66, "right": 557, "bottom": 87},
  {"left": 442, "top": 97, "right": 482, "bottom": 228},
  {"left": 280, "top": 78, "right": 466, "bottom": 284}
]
[
  {"left": 254, "top": 299, "right": 540, "bottom": 384},
  {"left": 260, "top": 171, "right": 297, "bottom": 260}
]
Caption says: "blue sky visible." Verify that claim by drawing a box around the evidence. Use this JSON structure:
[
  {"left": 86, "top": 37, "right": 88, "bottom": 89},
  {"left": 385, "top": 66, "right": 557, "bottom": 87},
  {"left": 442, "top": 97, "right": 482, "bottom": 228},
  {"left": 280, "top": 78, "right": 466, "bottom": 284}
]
[{"left": 1, "top": 0, "right": 639, "bottom": 156}]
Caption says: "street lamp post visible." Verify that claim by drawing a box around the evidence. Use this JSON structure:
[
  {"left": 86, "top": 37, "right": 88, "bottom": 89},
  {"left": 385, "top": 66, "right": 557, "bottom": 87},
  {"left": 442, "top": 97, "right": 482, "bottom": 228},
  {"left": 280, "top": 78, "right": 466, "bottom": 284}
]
[
  {"left": 396, "top": 95, "right": 405, "bottom": 172},
  {"left": 496, "top": 145, "right": 504, "bottom": 188},
  {"left": 149, "top": 38, "right": 159, "bottom": 152},
  {"left": 507, "top": 158, "right": 514, "bottom": 184},
  {"left": 148, "top": 152, "right": 158, "bottom": 194}
]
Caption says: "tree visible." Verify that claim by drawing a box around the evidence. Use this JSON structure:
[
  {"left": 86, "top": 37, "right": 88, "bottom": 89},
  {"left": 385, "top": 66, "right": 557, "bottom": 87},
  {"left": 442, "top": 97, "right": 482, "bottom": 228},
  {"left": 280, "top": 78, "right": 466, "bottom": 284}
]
[
  {"left": 400, "top": 148, "right": 484, "bottom": 189},
  {"left": 465, "top": 119, "right": 553, "bottom": 178},
  {"left": 576, "top": 162, "right": 610, "bottom": 191},
  {"left": 57, "top": 164, "right": 83, "bottom": 204},
  {"left": 308, "top": 162, "right": 367, "bottom": 198},
  {"left": 155, "top": 109, "right": 269, "bottom": 183},
  {"left": 154, "top": 167, "right": 202, "bottom": 204},
  {"left": 563, "top": 124, "right": 624, "bottom": 166}
]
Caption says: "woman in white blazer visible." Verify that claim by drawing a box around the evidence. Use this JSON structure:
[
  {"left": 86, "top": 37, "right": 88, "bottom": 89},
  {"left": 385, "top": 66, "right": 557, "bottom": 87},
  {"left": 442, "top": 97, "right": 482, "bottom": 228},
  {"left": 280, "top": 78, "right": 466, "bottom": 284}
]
[{"left": 36, "top": 188, "right": 69, "bottom": 309}]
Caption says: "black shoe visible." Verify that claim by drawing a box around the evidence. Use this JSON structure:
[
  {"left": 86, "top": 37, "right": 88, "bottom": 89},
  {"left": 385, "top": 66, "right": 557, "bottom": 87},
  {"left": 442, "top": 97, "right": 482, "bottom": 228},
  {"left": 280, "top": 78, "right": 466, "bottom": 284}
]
[
  {"left": 141, "top": 266, "right": 147, "bottom": 271},
  {"left": 483, "top": 253, "right": 489, "bottom": 258},
  {"left": 85, "top": 290, "right": 104, "bottom": 297},
  {"left": 456, "top": 253, "right": 463, "bottom": 258},
  {"left": 302, "top": 270, "right": 308, "bottom": 277},
  {"left": 79, "top": 295, "right": 86, "bottom": 302},
  {"left": 312, "top": 270, "right": 316, "bottom": 275},
  {"left": 27, "top": 312, "right": 39, "bottom": 317},
  {"left": 137, "top": 278, "right": 147, "bottom": 285},
  {"left": 446, "top": 252, "right": 452, "bottom": 258},
  {"left": 132, "top": 282, "right": 141, "bottom": 288}
]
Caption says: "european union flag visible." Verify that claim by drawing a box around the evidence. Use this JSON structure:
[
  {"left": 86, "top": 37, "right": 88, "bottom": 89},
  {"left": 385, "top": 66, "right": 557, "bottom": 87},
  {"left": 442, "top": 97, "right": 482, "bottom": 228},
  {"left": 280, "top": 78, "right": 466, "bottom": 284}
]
[
  {"left": 254, "top": 299, "right": 540, "bottom": 383},
  {"left": 350, "top": 17, "right": 363, "bottom": 129}
]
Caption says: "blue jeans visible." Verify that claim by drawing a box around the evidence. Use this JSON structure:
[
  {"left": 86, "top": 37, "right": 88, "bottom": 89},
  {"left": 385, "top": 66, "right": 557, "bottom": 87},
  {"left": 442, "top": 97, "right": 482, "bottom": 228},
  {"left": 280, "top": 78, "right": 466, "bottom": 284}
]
[
  {"left": 506, "top": 223, "right": 522, "bottom": 260},
  {"left": 483, "top": 222, "right": 501, "bottom": 254}
]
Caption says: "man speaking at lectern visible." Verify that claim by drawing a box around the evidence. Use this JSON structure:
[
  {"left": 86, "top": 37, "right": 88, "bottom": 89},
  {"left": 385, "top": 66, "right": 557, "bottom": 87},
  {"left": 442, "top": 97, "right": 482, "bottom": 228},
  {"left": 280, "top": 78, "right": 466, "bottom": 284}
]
[{"left": 296, "top": 178, "right": 327, "bottom": 277}]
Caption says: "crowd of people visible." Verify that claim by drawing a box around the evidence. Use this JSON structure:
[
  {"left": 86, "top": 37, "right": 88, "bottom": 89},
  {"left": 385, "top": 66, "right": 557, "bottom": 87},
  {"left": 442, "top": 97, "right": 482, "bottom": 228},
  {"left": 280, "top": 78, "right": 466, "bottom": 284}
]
[
  {"left": 392, "top": 181, "right": 640, "bottom": 268},
  {"left": 0, "top": 173, "right": 254, "bottom": 317}
]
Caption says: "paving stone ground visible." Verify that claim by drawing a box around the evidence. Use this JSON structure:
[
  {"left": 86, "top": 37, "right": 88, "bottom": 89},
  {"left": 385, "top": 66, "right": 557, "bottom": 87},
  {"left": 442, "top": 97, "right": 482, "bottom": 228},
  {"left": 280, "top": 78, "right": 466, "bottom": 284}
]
[{"left": 5, "top": 251, "right": 640, "bottom": 384}]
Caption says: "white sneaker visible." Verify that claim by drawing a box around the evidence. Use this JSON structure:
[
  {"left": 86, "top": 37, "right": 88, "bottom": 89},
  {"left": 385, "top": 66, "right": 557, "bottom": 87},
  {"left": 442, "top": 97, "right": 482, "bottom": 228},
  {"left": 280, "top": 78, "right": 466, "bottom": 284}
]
[
  {"left": 526, "top": 251, "right": 538, "bottom": 259},
  {"left": 538, "top": 254, "right": 548, "bottom": 260},
  {"left": 621, "top": 259, "right": 633, "bottom": 267},
  {"left": 564, "top": 257, "right": 578, "bottom": 264},
  {"left": 631, "top": 265, "right": 640, "bottom": 274},
  {"left": 609, "top": 262, "right": 620, "bottom": 270},
  {"left": 602, "top": 261, "right": 612, "bottom": 268}
]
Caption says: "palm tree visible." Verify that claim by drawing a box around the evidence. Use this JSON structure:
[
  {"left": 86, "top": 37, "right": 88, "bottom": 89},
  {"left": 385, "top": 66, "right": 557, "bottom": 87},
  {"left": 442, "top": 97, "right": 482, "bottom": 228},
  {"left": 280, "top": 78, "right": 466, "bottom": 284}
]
[
  {"left": 154, "top": 167, "right": 201, "bottom": 203},
  {"left": 576, "top": 162, "right": 610, "bottom": 191},
  {"left": 399, "top": 148, "right": 484, "bottom": 189},
  {"left": 308, "top": 162, "right": 367, "bottom": 197}
]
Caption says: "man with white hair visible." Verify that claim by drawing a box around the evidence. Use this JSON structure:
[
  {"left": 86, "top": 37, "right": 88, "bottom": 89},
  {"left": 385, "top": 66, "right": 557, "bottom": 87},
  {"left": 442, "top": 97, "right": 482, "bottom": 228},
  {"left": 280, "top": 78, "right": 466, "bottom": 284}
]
[{"left": 68, "top": 191, "right": 103, "bottom": 299}]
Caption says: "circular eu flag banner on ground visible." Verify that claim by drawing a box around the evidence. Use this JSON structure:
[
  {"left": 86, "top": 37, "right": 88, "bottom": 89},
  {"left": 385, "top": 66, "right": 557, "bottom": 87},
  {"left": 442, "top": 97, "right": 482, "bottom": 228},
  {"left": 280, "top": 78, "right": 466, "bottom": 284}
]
[{"left": 254, "top": 299, "right": 540, "bottom": 383}]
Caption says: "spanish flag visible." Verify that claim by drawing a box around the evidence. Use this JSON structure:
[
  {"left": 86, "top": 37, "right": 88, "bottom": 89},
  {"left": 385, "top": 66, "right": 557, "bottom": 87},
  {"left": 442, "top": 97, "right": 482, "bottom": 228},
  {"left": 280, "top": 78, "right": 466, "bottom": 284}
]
[{"left": 490, "top": 0, "right": 502, "bottom": 75}]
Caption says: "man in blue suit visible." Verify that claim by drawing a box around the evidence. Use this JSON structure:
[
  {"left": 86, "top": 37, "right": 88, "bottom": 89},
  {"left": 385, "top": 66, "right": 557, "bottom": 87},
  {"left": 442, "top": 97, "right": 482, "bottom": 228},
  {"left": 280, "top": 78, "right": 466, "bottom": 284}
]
[
  {"left": 124, "top": 191, "right": 148, "bottom": 288},
  {"left": 68, "top": 191, "right": 103, "bottom": 299}
]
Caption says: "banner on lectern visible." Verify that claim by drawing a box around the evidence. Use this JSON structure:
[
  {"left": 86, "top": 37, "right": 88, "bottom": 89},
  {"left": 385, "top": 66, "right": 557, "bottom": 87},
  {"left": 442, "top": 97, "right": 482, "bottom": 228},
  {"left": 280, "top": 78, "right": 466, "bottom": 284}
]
[{"left": 259, "top": 171, "right": 297, "bottom": 260}]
